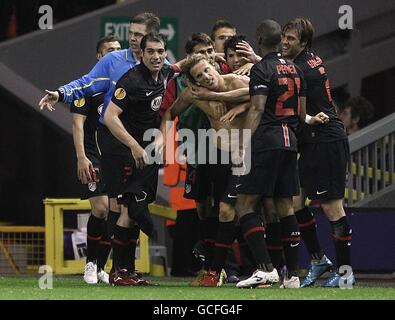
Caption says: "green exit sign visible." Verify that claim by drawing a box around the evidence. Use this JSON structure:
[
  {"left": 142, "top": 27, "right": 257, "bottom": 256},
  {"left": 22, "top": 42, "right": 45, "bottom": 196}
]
[{"left": 101, "top": 17, "right": 178, "bottom": 63}]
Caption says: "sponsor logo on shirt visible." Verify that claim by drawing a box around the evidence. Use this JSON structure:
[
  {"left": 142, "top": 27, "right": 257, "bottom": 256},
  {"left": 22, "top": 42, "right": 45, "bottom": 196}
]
[{"left": 151, "top": 95, "right": 162, "bottom": 111}]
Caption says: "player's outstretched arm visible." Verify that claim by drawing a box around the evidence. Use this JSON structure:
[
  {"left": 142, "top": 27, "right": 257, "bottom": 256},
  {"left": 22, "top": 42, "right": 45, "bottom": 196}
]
[
  {"left": 39, "top": 90, "right": 59, "bottom": 111},
  {"left": 191, "top": 86, "right": 249, "bottom": 103}
]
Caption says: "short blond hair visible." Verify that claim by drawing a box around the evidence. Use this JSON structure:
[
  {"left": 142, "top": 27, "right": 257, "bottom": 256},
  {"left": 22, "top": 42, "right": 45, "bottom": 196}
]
[{"left": 181, "top": 54, "right": 209, "bottom": 84}]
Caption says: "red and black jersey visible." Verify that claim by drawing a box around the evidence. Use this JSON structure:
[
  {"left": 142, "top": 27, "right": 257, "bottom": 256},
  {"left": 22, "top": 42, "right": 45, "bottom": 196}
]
[
  {"left": 249, "top": 52, "right": 306, "bottom": 152},
  {"left": 70, "top": 92, "right": 103, "bottom": 159},
  {"left": 111, "top": 63, "right": 176, "bottom": 148},
  {"left": 294, "top": 50, "right": 347, "bottom": 144}
]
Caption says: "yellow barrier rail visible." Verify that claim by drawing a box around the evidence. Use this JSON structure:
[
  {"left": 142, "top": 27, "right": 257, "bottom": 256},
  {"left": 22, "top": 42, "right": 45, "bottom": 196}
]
[{"left": 43, "top": 198, "right": 176, "bottom": 275}]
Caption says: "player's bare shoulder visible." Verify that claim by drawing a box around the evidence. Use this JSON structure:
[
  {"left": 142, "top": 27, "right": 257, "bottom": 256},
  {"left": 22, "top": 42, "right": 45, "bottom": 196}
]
[{"left": 223, "top": 74, "right": 249, "bottom": 90}]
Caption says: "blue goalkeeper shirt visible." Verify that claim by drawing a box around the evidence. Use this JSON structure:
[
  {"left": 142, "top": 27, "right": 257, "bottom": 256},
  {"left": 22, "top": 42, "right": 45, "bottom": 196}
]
[{"left": 58, "top": 48, "right": 169, "bottom": 124}]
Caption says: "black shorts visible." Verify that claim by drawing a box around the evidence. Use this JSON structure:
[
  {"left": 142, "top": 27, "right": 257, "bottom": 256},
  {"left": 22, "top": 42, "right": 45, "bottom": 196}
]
[
  {"left": 184, "top": 164, "right": 211, "bottom": 202},
  {"left": 298, "top": 139, "right": 349, "bottom": 200},
  {"left": 238, "top": 149, "right": 299, "bottom": 198},
  {"left": 117, "top": 163, "right": 159, "bottom": 206},
  {"left": 97, "top": 124, "right": 130, "bottom": 198},
  {"left": 184, "top": 149, "right": 239, "bottom": 205}
]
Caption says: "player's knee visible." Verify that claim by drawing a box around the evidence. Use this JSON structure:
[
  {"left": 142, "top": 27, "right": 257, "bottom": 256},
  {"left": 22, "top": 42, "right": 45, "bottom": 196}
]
[
  {"left": 109, "top": 198, "right": 121, "bottom": 213},
  {"left": 235, "top": 201, "right": 251, "bottom": 216},
  {"left": 321, "top": 200, "right": 345, "bottom": 220},
  {"left": 90, "top": 198, "right": 109, "bottom": 218},
  {"left": 219, "top": 203, "right": 235, "bottom": 222}
]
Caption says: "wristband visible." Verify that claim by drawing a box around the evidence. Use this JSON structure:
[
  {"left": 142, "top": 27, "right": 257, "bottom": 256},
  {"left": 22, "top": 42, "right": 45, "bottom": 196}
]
[
  {"left": 56, "top": 89, "right": 64, "bottom": 102},
  {"left": 305, "top": 114, "right": 313, "bottom": 124}
]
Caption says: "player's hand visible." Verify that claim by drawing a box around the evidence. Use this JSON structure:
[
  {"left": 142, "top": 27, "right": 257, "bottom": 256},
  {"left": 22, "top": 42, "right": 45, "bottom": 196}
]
[
  {"left": 77, "top": 156, "right": 94, "bottom": 184},
  {"left": 131, "top": 143, "right": 149, "bottom": 169},
  {"left": 233, "top": 63, "right": 254, "bottom": 76},
  {"left": 191, "top": 85, "right": 216, "bottom": 100},
  {"left": 214, "top": 52, "right": 226, "bottom": 64},
  {"left": 220, "top": 104, "right": 246, "bottom": 122},
  {"left": 39, "top": 90, "right": 59, "bottom": 111},
  {"left": 154, "top": 133, "right": 164, "bottom": 158},
  {"left": 311, "top": 112, "right": 330, "bottom": 125},
  {"left": 236, "top": 41, "right": 262, "bottom": 64}
]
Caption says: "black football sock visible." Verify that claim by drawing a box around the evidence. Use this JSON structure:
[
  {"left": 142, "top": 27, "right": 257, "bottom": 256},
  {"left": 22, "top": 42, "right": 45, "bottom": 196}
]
[
  {"left": 86, "top": 214, "right": 105, "bottom": 264},
  {"left": 235, "top": 225, "right": 256, "bottom": 273},
  {"left": 129, "top": 225, "right": 141, "bottom": 273},
  {"left": 280, "top": 215, "right": 300, "bottom": 277},
  {"left": 203, "top": 217, "right": 219, "bottom": 270},
  {"left": 240, "top": 213, "right": 273, "bottom": 272},
  {"left": 112, "top": 225, "right": 133, "bottom": 271},
  {"left": 331, "top": 216, "right": 352, "bottom": 270},
  {"left": 107, "top": 210, "right": 121, "bottom": 239},
  {"left": 266, "top": 222, "right": 285, "bottom": 271},
  {"left": 211, "top": 221, "right": 236, "bottom": 273},
  {"left": 295, "top": 206, "right": 324, "bottom": 260},
  {"left": 97, "top": 219, "right": 111, "bottom": 271}
]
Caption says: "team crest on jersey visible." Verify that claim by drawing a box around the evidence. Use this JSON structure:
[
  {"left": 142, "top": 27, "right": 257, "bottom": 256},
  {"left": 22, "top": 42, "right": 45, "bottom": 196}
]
[
  {"left": 97, "top": 104, "right": 103, "bottom": 115},
  {"left": 88, "top": 182, "right": 97, "bottom": 192},
  {"left": 151, "top": 96, "right": 162, "bottom": 111},
  {"left": 114, "top": 88, "right": 126, "bottom": 100},
  {"left": 73, "top": 98, "right": 86, "bottom": 107}
]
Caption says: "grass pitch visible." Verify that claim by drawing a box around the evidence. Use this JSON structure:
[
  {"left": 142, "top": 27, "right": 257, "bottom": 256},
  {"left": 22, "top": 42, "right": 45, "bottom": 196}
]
[{"left": 0, "top": 275, "right": 394, "bottom": 300}]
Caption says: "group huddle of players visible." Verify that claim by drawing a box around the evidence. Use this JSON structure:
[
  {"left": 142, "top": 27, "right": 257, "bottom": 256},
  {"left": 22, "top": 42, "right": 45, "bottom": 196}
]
[{"left": 39, "top": 13, "right": 355, "bottom": 289}]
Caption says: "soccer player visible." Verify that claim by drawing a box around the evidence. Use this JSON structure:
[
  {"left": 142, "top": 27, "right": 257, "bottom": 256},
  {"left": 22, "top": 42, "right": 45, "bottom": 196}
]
[
  {"left": 224, "top": 35, "right": 249, "bottom": 73},
  {"left": 282, "top": 18, "right": 355, "bottom": 287},
  {"left": 210, "top": 20, "right": 236, "bottom": 54},
  {"left": 160, "top": 34, "right": 226, "bottom": 284},
  {"left": 234, "top": 20, "right": 326, "bottom": 289},
  {"left": 104, "top": 33, "right": 177, "bottom": 285},
  {"left": 38, "top": 13, "right": 166, "bottom": 284},
  {"left": 170, "top": 54, "right": 251, "bottom": 286},
  {"left": 71, "top": 35, "right": 120, "bottom": 284}
]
